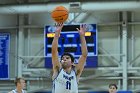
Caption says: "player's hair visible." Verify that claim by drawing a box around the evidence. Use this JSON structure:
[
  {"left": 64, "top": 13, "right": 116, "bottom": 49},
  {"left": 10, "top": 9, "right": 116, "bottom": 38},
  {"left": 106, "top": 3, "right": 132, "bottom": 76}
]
[
  {"left": 14, "top": 77, "right": 25, "bottom": 86},
  {"left": 109, "top": 84, "right": 118, "bottom": 89},
  {"left": 61, "top": 52, "right": 75, "bottom": 63}
]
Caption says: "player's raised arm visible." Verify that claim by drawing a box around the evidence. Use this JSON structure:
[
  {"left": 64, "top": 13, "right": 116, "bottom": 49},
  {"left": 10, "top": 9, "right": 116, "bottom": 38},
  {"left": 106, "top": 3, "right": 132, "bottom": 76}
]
[
  {"left": 76, "top": 24, "right": 88, "bottom": 78},
  {"left": 52, "top": 23, "right": 63, "bottom": 75}
]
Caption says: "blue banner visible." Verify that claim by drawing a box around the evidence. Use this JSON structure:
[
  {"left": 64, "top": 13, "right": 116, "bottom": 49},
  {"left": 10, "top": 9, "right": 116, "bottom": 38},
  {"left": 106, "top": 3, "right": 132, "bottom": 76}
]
[
  {"left": 44, "top": 24, "right": 98, "bottom": 68},
  {"left": 0, "top": 33, "right": 10, "bottom": 79}
]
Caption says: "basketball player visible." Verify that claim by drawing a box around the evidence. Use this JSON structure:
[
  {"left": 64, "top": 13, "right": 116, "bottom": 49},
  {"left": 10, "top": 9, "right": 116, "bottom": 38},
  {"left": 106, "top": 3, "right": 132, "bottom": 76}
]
[
  {"left": 52, "top": 23, "right": 87, "bottom": 93},
  {"left": 109, "top": 84, "right": 118, "bottom": 93},
  {"left": 8, "top": 77, "right": 26, "bottom": 93}
]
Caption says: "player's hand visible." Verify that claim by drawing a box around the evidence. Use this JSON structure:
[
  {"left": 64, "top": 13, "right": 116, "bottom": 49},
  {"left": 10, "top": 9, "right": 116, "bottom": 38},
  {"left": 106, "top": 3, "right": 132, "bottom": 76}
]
[
  {"left": 54, "top": 23, "right": 63, "bottom": 37},
  {"left": 76, "top": 24, "right": 87, "bottom": 37},
  {"left": 55, "top": 23, "right": 63, "bottom": 33}
]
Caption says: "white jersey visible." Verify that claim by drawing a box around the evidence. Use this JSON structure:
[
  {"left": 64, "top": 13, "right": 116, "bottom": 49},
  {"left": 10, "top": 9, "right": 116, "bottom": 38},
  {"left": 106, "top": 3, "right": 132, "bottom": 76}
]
[
  {"left": 10, "top": 89, "right": 26, "bottom": 93},
  {"left": 52, "top": 68, "right": 78, "bottom": 93}
]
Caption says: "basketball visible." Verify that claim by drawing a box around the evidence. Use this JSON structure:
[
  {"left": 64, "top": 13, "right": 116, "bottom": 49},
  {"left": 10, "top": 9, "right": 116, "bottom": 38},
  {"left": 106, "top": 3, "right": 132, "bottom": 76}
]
[{"left": 51, "top": 6, "right": 69, "bottom": 23}]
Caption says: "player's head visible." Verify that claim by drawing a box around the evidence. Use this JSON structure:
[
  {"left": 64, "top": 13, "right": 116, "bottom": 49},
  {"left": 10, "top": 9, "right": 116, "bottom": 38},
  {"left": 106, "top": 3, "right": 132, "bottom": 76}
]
[
  {"left": 15, "top": 77, "right": 26, "bottom": 89},
  {"left": 60, "top": 52, "right": 75, "bottom": 69},
  {"left": 109, "top": 84, "right": 117, "bottom": 93}
]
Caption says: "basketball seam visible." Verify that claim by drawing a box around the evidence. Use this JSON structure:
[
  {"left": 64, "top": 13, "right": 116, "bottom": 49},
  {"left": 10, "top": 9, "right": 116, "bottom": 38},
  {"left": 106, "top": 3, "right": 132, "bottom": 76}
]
[
  {"left": 51, "top": 10, "right": 68, "bottom": 14},
  {"left": 52, "top": 14, "right": 68, "bottom": 18}
]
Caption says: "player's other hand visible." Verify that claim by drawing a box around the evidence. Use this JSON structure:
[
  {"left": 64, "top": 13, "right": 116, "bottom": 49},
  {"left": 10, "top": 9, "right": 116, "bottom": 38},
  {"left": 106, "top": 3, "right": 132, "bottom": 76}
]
[{"left": 76, "top": 24, "right": 87, "bottom": 37}]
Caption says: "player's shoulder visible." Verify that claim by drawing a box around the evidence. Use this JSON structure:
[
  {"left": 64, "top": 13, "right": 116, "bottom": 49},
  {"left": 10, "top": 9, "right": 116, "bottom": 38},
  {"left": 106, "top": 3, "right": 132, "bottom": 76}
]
[
  {"left": 8, "top": 91, "right": 13, "bottom": 93},
  {"left": 8, "top": 90, "right": 27, "bottom": 93},
  {"left": 24, "top": 90, "right": 27, "bottom": 93}
]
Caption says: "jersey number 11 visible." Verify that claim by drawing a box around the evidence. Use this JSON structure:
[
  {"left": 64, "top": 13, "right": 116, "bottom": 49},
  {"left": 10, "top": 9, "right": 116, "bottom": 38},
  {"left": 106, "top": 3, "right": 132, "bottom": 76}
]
[{"left": 66, "top": 81, "right": 71, "bottom": 90}]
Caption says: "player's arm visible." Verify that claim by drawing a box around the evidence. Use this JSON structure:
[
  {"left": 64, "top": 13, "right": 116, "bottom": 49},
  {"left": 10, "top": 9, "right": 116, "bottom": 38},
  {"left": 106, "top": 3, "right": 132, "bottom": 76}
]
[
  {"left": 52, "top": 23, "right": 63, "bottom": 76},
  {"left": 76, "top": 24, "right": 88, "bottom": 78}
]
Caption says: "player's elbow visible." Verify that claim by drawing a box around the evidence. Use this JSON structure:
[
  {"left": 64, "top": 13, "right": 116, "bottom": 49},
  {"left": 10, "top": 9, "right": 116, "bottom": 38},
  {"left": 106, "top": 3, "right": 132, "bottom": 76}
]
[
  {"left": 82, "top": 52, "right": 88, "bottom": 58},
  {"left": 51, "top": 49, "right": 55, "bottom": 53}
]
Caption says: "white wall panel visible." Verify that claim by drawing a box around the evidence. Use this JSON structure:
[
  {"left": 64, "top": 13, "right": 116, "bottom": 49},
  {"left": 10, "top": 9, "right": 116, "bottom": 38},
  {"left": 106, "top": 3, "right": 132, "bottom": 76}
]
[{"left": 0, "top": 15, "right": 17, "bottom": 27}]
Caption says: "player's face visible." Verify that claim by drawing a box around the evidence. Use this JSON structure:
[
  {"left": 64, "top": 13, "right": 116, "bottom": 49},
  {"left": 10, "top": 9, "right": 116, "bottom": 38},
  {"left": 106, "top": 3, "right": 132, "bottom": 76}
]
[
  {"left": 61, "top": 55, "right": 72, "bottom": 69},
  {"left": 19, "top": 79, "right": 26, "bottom": 89},
  {"left": 109, "top": 85, "right": 117, "bottom": 93}
]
